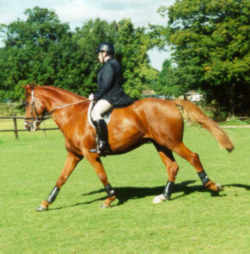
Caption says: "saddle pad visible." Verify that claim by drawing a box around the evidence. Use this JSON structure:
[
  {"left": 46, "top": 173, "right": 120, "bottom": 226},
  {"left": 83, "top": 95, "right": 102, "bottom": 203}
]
[{"left": 88, "top": 101, "right": 112, "bottom": 128}]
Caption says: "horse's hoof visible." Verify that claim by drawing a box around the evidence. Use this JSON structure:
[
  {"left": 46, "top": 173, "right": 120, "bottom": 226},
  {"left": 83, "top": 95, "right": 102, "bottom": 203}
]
[
  {"left": 100, "top": 203, "right": 111, "bottom": 209},
  {"left": 153, "top": 194, "right": 167, "bottom": 204},
  {"left": 205, "top": 181, "right": 224, "bottom": 192},
  {"left": 216, "top": 183, "right": 223, "bottom": 191},
  {"left": 36, "top": 205, "right": 48, "bottom": 212}
]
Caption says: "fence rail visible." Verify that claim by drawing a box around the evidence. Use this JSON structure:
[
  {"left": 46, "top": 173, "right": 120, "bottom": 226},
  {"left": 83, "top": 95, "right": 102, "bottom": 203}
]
[{"left": 0, "top": 115, "right": 58, "bottom": 139}]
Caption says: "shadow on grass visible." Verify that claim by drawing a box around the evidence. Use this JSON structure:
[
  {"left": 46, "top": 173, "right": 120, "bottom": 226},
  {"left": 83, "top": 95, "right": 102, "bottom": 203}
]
[
  {"left": 223, "top": 184, "right": 250, "bottom": 190},
  {"left": 112, "top": 180, "right": 229, "bottom": 206},
  {"left": 49, "top": 180, "right": 247, "bottom": 211}
]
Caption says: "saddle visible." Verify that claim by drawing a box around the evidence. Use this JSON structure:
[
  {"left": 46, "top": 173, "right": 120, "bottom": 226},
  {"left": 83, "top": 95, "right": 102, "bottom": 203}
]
[{"left": 88, "top": 101, "right": 112, "bottom": 128}]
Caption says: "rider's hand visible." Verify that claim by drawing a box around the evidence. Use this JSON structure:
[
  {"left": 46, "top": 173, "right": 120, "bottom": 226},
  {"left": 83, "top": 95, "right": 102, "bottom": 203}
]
[{"left": 88, "top": 93, "right": 94, "bottom": 101}]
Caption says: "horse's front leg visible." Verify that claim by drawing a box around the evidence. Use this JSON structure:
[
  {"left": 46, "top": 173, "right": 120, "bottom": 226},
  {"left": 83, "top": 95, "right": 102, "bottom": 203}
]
[
  {"left": 85, "top": 153, "right": 116, "bottom": 208},
  {"left": 37, "top": 152, "right": 81, "bottom": 211}
]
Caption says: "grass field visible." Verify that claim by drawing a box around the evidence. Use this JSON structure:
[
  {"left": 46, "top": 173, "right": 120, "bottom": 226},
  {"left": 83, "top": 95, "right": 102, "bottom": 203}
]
[{"left": 0, "top": 123, "right": 249, "bottom": 253}]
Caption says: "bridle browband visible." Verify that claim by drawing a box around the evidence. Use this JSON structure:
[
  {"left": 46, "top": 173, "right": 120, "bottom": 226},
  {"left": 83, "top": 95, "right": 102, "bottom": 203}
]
[
  {"left": 25, "top": 89, "right": 44, "bottom": 125},
  {"left": 25, "top": 87, "right": 89, "bottom": 125}
]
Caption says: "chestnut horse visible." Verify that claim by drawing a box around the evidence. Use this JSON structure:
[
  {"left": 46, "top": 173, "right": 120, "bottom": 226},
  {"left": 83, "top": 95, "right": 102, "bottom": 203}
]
[{"left": 23, "top": 85, "right": 234, "bottom": 211}]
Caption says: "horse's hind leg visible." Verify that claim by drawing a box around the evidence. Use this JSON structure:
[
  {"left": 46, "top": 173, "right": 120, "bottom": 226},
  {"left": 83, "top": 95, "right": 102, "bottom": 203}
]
[
  {"left": 37, "top": 152, "right": 81, "bottom": 211},
  {"left": 153, "top": 145, "right": 179, "bottom": 204},
  {"left": 173, "top": 142, "right": 222, "bottom": 192}
]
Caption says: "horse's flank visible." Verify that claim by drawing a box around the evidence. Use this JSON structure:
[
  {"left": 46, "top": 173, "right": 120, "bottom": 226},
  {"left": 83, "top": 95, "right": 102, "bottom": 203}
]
[{"left": 24, "top": 85, "right": 176, "bottom": 155}]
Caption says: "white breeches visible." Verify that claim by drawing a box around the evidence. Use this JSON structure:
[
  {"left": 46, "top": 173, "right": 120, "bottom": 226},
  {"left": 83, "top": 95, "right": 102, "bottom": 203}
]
[{"left": 91, "top": 99, "right": 113, "bottom": 121}]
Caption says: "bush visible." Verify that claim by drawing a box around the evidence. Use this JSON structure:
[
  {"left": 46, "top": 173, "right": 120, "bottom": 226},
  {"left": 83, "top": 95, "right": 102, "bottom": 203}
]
[{"left": 0, "top": 103, "right": 25, "bottom": 116}]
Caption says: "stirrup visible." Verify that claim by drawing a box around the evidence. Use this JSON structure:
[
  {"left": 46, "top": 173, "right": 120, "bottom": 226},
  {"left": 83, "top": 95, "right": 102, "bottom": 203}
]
[
  {"left": 89, "top": 147, "right": 110, "bottom": 156},
  {"left": 90, "top": 137, "right": 100, "bottom": 154},
  {"left": 90, "top": 141, "right": 111, "bottom": 156},
  {"left": 89, "top": 147, "right": 99, "bottom": 153}
]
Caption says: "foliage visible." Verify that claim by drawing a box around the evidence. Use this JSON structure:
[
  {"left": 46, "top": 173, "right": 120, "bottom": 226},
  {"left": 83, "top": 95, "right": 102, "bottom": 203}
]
[
  {"left": 0, "top": 127, "right": 249, "bottom": 253},
  {"left": 220, "top": 117, "right": 248, "bottom": 125},
  {"left": 158, "top": 0, "right": 250, "bottom": 114},
  {"left": 0, "top": 103, "right": 24, "bottom": 116},
  {"left": 115, "top": 20, "right": 159, "bottom": 98},
  {"left": 0, "top": 7, "right": 159, "bottom": 101},
  {"left": 151, "top": 59, "right": 185, "bottom": 97},
  {"left": 0, "top": 7, "right": 71, "bottom": 100}
]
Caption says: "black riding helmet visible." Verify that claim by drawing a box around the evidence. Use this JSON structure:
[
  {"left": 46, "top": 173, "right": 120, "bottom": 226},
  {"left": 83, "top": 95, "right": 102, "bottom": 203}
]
[{"left": 96, "top": 42, "right": 115, "bottom": 55}]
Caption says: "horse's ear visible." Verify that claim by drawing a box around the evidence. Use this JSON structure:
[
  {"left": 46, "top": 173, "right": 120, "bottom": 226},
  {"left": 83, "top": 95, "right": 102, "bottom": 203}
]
[
  {"left": 23, "top": 84, "right": 31, "bottom": 91},
  {"left": 23, "top": 85, "right": 32, "bottom": 96},
  {"left": 23, "top": 84, "right": 37, "bottom": 93},
  {"left": 30, "top": 84, "right": 37, "bottom": 90}
]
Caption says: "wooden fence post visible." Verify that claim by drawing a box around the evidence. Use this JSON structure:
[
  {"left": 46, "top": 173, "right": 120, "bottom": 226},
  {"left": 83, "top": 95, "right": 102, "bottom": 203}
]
[
  {"left": 0, "top": 116, "right": 58, "bottom": 137},
  {"left": 13, "top": 114, "right": 18, "bottom": 139}
]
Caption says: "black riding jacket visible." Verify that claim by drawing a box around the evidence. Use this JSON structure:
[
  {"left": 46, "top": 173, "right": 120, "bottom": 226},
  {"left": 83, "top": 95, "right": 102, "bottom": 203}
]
[{"left": 94, "top": 58, "right": 133, "bottom": 108}]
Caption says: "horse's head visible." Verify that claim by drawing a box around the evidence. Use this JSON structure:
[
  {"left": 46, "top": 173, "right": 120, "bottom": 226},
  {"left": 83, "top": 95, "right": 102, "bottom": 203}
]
[{"left": 23, "top": 84, "right": 46, "bottom": 132}]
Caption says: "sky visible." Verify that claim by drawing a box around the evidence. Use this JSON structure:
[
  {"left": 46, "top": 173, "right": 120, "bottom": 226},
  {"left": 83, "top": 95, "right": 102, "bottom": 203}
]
[{"left": 0, "top": 0, "right": 175, "bottom": 70}]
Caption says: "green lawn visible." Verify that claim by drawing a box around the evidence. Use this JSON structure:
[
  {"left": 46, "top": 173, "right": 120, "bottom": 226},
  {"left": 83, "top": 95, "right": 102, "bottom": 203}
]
[{"left": 0, "top": 125, "right": 249, "bottom": 253}]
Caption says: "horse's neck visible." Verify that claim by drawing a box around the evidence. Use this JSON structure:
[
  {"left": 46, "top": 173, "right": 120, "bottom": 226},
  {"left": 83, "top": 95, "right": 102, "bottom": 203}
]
[
  {"left": 38, "top": 87, "right": 83, "bottom": 113},
  {"left": 37, "top": 87, "right": 86, "bottom": 131}
]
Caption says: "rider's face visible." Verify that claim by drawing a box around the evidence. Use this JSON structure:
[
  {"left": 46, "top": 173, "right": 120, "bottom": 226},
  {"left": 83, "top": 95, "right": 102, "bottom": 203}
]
[{"left": 98, "top": 51, "right": 107, "bottom": 63}]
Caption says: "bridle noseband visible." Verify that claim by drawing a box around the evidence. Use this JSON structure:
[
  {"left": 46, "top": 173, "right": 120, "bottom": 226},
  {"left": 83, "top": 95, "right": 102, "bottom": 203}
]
[{"left": 24, "top": 89, "right": 46, "bottom": 130}]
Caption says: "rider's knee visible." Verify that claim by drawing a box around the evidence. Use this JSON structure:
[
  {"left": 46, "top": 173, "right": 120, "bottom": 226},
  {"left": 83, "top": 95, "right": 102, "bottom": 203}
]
[{"left": 91, "top": 109, "right": 102, "bottom": 122}]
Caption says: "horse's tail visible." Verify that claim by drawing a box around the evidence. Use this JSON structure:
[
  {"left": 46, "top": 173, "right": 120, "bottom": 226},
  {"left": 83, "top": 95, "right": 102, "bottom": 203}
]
[{"left": 173, "top": 99, "right": 234, "bottom": 152}]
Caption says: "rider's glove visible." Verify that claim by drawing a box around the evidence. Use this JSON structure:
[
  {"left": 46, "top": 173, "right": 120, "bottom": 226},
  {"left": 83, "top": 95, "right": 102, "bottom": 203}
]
[{"left": 88, "top": 93, "right": 94, "bottom": 101}]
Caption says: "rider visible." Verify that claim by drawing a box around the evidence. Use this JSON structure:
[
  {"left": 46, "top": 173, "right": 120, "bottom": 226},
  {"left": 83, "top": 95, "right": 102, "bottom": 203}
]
[{"left": 89, "top": 42, "right": 133, "bottom": 156}]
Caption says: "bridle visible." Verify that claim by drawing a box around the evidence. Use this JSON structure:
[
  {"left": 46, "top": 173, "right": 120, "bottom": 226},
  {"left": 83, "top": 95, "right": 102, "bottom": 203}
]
[
  {"left": 25, "top": 87, "right": 89, "bottom": 130},
  {"left": 24, "top": 89, "right": 45, "bottom": 130}
]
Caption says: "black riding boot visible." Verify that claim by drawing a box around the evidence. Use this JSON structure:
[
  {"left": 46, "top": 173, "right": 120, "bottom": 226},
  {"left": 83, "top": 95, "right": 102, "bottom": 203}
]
[{"left": 90, "top": 119, "right": 111, "bottom": 156}]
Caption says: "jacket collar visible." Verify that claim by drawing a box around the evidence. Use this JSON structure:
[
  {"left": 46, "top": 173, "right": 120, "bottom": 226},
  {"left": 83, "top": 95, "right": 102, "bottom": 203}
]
[{"left": 104, "top": 57, "right": 113, "bottom": 64}]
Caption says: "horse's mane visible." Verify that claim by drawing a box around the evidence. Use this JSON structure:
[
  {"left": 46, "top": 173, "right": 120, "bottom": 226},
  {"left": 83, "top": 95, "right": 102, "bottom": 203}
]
[{"left": 39, "top": 85, "right": 86, "bottom": 100}]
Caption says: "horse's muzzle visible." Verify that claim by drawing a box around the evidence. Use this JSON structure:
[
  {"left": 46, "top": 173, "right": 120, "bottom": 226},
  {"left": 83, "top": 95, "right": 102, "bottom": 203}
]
[{"left": 24, "top": 120, "right": 40, "bottom": 132}]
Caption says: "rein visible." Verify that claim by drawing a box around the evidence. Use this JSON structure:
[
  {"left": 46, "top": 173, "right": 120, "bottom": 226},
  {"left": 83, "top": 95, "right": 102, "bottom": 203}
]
[{"left": 48, "top": 100, "right": 89, "bottom": 115}]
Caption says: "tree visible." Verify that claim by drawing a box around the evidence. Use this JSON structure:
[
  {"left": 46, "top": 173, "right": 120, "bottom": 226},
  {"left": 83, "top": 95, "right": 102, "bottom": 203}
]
[
  {"left": 0, "top": 7, "right": 161, "bottom": 101},
  {"left": 159, "top": 0, "right": 250, "bottom": 114},
  {"left": 115, "top": 19, "right": 159, "bottom": 98},
  {"left": 0, "top": 7, "right": 71, "bottom": 100}
]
